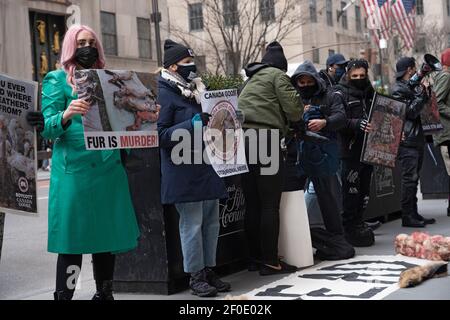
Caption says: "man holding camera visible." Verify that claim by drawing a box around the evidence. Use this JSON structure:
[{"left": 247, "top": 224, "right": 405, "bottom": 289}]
[{"left": 392, "top": 57, "right": 436, "bottom": 228}]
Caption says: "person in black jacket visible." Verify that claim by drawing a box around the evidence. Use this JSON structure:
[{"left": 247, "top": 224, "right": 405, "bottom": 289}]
[
  {"left": 319, "top": 53, "right": 349, "bottom": 89},
  {"left": 157, "top": 39, "right": 230, "bottom": 297},
  {"left": 335, "top": 59, "right": 376, "bottom": 247},
  {"left": 290, "top": 61, "right": 355, "bottom": 260},
  {"left": 392, "top": 57, "right": 435, "bottom": 228}
]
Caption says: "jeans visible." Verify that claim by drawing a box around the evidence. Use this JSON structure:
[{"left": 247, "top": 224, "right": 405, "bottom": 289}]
[
  {"left": 398, "top": 145, "right": 424, "bottom": 218},
  {"left": 341, "top": 158, "right": 373, "bottom": 227},
  {"left": 175, "top": 200, "right": 220, "bottom": 273}
]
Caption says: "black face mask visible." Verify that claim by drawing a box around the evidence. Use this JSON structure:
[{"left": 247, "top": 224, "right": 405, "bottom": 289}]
[
  {"left": 177, "top": 63, "right": 197, "bottom": 82},
  {"left": 75, "top": 46, "right": 99, "bottom": 69},
  {"left": 298, "top": 85, "right": 318, "bottom": 99},
  {"left": 350, "top": 78, "right": 369, "bottom": 90}
]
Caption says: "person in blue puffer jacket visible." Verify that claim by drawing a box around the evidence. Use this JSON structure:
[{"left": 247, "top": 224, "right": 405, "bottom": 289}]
[{"left": 157, "top": 39, "right": 229, "bottom": 298}]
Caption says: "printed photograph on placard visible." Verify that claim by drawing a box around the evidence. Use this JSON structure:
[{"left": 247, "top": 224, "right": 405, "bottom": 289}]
[
  {"left": 421, "top": 91, "right": 443, "bottom": 134},
  {"left": 361, "top": 93, "right": 406, "bottom": 168},
  {"left": 0, "top": 73, "right": 38, "bottom": 216},
  {"left": 74, "top": 69, "right": 159, "bottom": 150}
]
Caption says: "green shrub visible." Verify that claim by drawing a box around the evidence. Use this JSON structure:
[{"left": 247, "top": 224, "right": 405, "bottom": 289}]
[{"left": 201, "top": 73, "right": 244, "bottom": 90}]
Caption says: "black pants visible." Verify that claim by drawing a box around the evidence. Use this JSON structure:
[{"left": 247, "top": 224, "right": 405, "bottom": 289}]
[
  {"left": 56, "top": 253, "right": 115, "bottom": 294},
  {"left": 398, "top": 145, "right": 424, "bottom": 218},
  {"left": 310, "top": 175, "right": 344, "bottom": 235},
  {"left": 242, "top": 129, "right": 283, "bottom": 266},
  {"left": 341, "top": 158, "right": 373, "bottom": 227}
]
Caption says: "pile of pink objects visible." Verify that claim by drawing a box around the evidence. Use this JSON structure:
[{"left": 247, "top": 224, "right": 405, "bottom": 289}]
[{"left": 395, "top": 232, "right": 450, "bottom": 261}]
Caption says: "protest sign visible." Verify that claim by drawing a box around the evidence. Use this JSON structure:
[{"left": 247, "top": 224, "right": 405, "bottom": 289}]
[
  {"left": 0, "top": 73, "right": 38, "bottom": 215},
  {"left": 361, "top": 93, "right": 406, "bottom": 168},
  {"left": 201, "top": 89, "right": 248, "bottom": 177},
  {"left": 74, "top": 70, "right": 159, "bottom": 150}
]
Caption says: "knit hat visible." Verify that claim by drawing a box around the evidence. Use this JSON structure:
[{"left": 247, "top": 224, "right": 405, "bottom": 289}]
[
  {"left": 163, "top": 39, "right": 195, "bottom": 68},
  {"left": 441, "top": 48, "right": 450, "bottom": 67},
  {"left": 261, "top": 41, "right": 288, "bottom": 71}
]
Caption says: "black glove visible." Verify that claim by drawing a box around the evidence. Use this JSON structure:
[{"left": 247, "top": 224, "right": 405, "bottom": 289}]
[{"left": 26, "top": 111, "right": 44, "bottom": 132}]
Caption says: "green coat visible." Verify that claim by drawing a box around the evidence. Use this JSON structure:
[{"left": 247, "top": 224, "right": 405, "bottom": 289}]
[
  {"left": 238, "top": 66, "right": 303, "bottom": 136},
  {"left": 41, "top": 69, "right": 140, "bottom": 254},
  {"left": 433, "top": 70, "right": 450, "bottom": 147}
]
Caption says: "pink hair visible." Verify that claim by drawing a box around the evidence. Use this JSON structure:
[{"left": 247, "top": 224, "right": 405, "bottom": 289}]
[{"left": 60, "top": 25, "right": 106, "bottom": 88}]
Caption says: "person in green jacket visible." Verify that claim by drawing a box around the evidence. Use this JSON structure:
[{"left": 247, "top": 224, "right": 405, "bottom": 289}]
[
  {"left": 433, "top": 48, "right": 450, "bottom": 216},
  {"left": 238, "top": 41, "right": 303, "bottom": 275},
  {"left": 26, "top": 25, "right": 140, "bottom": 300}
]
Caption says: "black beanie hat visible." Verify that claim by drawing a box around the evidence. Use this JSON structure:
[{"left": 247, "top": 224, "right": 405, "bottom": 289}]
[
  {"left": 163, "top": 39, "right": 194, "bottom": 68},
  {"left": 261, "top": 41, "right": 288, "bottom": 72}
]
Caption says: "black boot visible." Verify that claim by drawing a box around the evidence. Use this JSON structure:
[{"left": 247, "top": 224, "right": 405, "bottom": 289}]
[
  {"left": 414, "top": 213, "right": 436, "bottom": 225},
  {"left": 92, "top": 280, "right": 114, "bottom": 300},
  {"left": 205, "top": 267, "right": 231, "bottom": 292},
  {"left": 53, "top": 290, "right": 74, "bottom": 300},
  {"left": 344, "top": 224, "right": 375, "bottom": 247},
  {"left": 402, "top": 216, "right": 426, "bottom": 228},
  {"left": 189, "top": 269, "right": 217, "bottom": 297}
]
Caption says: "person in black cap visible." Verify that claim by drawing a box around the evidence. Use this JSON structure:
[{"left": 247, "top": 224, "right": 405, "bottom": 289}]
[
  {"left": 239, "top": 41, "right": 303, "bottom": 275},
  {"left": 319, "top": 53, "right": 349, "bottom": 88},
  {"left": 392, "top": 57, "right": 435, "bottom": 228},
  {"left": 157, "top": 39, "right": 231, "bottom": 297},
  {"left": 335, "top": 59, "right": 376, "bottom": 247}
]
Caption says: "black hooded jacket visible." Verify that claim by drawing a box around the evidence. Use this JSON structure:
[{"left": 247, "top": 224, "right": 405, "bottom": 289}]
[
  {"left": 335, "top": 77, "right": 375, "bottom": 159},
  {"left": 291, "top": 61, "right": 346, "bottom": 136},
  {"left": 391, "top": 80, "right": 429, "bottom": 148}
]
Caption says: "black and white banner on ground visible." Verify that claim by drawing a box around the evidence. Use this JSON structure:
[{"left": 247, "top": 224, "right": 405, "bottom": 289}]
[
  {"left": 244, "top": 255, "right": 430, "bottom": 300},
  {"left": 201, "top": 89, "right": 248, "bottom": 178},
  {"left": 74, "top": 70, "right": 159, "bottom": 150},
  {"left": 0, "top": 73, "right": 38, "bottom": 216}
]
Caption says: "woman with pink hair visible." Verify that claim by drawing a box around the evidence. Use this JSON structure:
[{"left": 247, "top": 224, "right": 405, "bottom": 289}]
[{"left": 26, "top": 25, "right": 140, "bottom": 300}]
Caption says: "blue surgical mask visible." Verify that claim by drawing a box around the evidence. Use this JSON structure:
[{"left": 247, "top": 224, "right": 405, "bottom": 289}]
[
  {"left": 176, "top": 62, "right": 197, "bottom": 82},
  {"left": 335, "top": 67, "right": 345, "bottom": 82}
]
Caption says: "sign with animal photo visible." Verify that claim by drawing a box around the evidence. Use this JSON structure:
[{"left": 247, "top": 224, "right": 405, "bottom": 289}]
[
  {"left": 243, "top": 255, "right": 432, "bottom": 300},
  {"left": 361, "top": 93, "right": 406, "bottom": 168},
  {"left": 421, "top": 91, "right": 443, "bottom": 133},
  {"left": 201, "top": 89, "right": 248, "bottom": 178},
  {"left": 74, "top": 70, "right": 159, "bottom": 150},
  {"left": 0, "top": 73, "right": 38, "bottom": 216}
]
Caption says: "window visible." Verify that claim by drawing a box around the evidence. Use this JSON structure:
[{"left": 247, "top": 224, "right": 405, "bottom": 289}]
[
  {"left": 137, "top": 18, "right": 152, "bottom": 59},
  {"left": 223, "top": 0, "right": 239, "bottom": 27},
  {"left": 326, "top": 0, "right": 333, "bottom": 26},
  {"left": 415, "top": 35, "right": 426, "bottom": 53},
  {"left": 195, "top": 55, "right": 206, "bottom": 74},
  {"left": 448, "top": 33, "right": 450, "bottom": 47},
  {"left": 310, "top": 0, "right": 317, "bottom": 23},
  {"left": 340, "top": 2, "right": 348, "bottom": 29},
  {"left": 312, "top": 47, "right": 320, "bottom": 64},
  {"left": 355, "top": 5, "right": 362, "bottom": 32},
  {"left": 260, "top": 0, "right": 275, "bottom": 23},
  {"left": 447, "top": 0, "right": 450, "bottom": 16},
  {"left": 328, "top": 49, "right": 335, "bottom": 57},
  {"left": 189, "top": 3, "right": 203, "bottom": 31},
  {"left": 101, "top": 11, "right": 118, "bottom": 56},
  {"left": 416, "top": 0, "right": 424, "bottom": 15}
]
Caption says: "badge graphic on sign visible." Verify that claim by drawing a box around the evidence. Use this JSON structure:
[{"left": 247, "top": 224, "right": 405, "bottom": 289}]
[{"left": 204, "top": 100, "right": 241, "bottom": 162}]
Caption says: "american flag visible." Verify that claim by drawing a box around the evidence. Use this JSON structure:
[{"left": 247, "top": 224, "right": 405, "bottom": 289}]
[
  {"left": 361, "top": 0, "right": 416, "bottom": 50},
  {"left": 361, "top": 0, "right": 391, "bottom": 45},
  {"left": 391, "top": 0, "right": 416, "bottom": 50}
]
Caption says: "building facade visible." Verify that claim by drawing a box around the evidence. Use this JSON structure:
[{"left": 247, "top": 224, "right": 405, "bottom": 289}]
[
  {"left": 162, "top": 0, "right": 370, "bottom": 74},
  {"left": 0, "top": 0, "right": 160, "bottom": 83}
]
